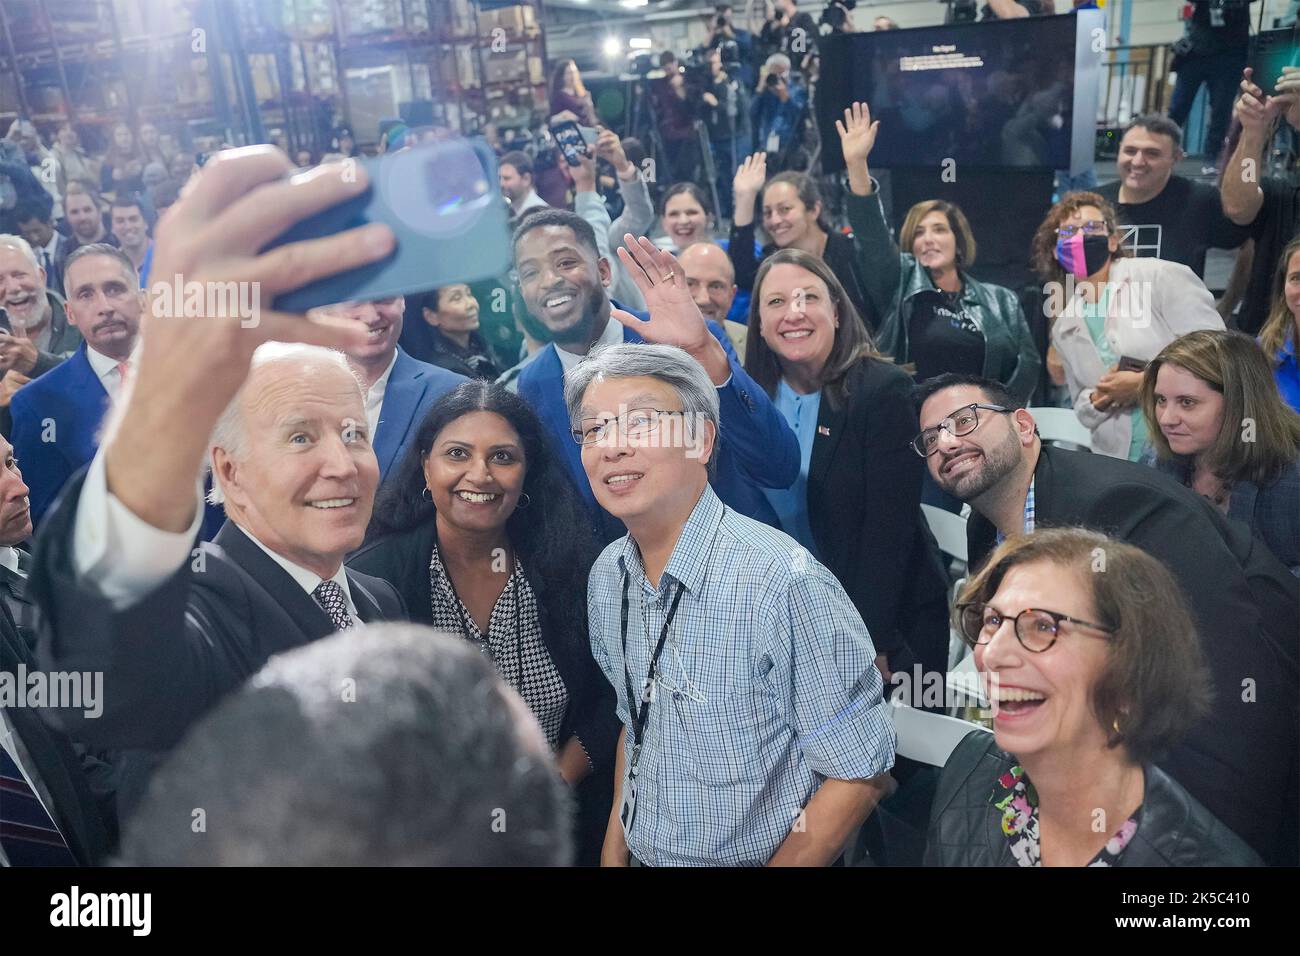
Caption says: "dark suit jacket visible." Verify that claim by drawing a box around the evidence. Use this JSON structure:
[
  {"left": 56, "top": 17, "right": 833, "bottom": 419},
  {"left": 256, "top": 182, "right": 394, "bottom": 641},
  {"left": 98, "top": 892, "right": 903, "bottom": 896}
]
[
  {"left": 515, "top": 309, "right": 800, "bottom": 543},
  {"left": 807, "top": 359, "right": 949, "bottom": 676},
  {"left": 10, "top": 344, "right": 106, "bottom": 526},
  {"left": 1, "top": 596, "right": 114, "bottom": 865},
  {"left": 967, "top": 445, "right": 1300, "bottom": 865},
  {"left": 372, "top": 347, "right": 466, "bottom": 480},
  {"left": 30, "top": 469, "right": 405, "bottom": 753}
]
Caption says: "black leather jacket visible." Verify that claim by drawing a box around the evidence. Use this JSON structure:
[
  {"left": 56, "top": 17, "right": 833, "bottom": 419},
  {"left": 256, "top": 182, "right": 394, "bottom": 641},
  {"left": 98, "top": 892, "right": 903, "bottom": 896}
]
[{"left": 925, "top": 731, "right": 1263, "bottom": 866}]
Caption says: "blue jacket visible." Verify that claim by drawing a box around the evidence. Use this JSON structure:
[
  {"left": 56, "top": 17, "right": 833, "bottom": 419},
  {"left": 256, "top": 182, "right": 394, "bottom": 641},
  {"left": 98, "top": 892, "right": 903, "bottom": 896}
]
[
  {"left": 11, "top": 345, "right": 108, "bottom": 527},
  {"left": 373, "top": 347, "right": 467, "bottom": 480},
  {"left": 516, "top": 308, "right": 800, "bottom": 542}
]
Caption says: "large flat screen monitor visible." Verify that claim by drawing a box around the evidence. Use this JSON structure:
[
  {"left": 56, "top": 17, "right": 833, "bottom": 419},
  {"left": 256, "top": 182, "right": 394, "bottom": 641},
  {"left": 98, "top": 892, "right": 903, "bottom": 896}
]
[{"left": 816, "top": 11, "right": 1103, "bottom": 174}]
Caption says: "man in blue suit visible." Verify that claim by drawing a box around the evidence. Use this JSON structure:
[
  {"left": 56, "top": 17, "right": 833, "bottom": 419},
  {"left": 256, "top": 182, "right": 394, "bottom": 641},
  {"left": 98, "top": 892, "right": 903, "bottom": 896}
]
[
  {"left": 11, "top": 243, "right": 141, "bottom": 526},
  {"left": 508, "top": 209, "right": 798, "bottom": 542},
  {"left": 324, "top": 295, "right": 465, "bottom": 480}
]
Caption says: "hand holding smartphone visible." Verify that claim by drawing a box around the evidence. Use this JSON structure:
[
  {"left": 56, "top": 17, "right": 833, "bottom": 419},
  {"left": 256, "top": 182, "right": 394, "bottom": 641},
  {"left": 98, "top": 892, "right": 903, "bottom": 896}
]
[{"left": 263, "top": 137, "right": 512, "bottom": 313}]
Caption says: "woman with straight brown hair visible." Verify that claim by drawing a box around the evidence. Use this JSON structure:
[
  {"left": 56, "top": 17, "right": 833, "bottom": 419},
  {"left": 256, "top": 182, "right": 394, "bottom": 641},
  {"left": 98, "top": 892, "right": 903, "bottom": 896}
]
[
  {"left": 743, "top": 246, "right": 950, "bottom": 681},
  {"left": 836, "top": 102, "right": 1039, "bottom": 402},
  {"left": 1258, "top": 235, "right": 1300, "bottom": 413},
  {"left": 1140, "top": 329, "right": 1300, "bottom": 573},
  {"left": 928, "top": 528, "right": 1260, "bottom": 867}
]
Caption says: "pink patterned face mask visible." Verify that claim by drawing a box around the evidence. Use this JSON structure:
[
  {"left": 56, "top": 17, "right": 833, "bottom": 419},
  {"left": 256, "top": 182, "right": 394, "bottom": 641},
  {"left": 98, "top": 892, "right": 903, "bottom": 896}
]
[{"left": 1054, "top": 232, "right": 1111, "bottom": 280}]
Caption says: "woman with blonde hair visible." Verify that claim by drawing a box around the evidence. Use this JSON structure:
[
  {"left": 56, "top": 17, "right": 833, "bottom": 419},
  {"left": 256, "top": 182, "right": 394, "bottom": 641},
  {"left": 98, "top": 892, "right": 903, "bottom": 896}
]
[
  {"left": 1140, "top": 328, "right": 1300, "bottom": 573},
  {"left": 1258, "top": 235, "right": 1300, "bottom": 413}
]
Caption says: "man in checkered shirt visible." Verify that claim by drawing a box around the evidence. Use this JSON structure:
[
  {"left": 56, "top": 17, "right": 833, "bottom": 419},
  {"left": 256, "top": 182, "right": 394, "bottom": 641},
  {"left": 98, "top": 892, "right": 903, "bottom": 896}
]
[{"left": 566, "top": 340, "right": 896, "bottom": 866}]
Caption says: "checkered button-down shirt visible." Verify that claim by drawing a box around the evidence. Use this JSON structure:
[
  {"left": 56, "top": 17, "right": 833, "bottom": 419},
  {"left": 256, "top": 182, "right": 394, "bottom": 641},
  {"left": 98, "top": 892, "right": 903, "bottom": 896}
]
[{"left": 588, "top": 485, "right": 896, "bottom": 866}]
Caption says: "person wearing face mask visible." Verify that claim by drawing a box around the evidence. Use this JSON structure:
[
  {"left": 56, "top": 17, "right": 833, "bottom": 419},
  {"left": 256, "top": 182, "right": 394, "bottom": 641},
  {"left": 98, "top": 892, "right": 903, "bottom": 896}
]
[
  {"left": 730, "top": 153, "right": 873, "bottom": 329},
  {"left": 1032, "top": 192, "right": 1224, "bottom": 461},
  {"left": 348, "top": 381, "right": 618, "bottom": 864},
  {"left": 743, "top": 247, "right": 949, "bottom": 683},
  {"left": 837, "top": 102, "right": 1039, "bottom": 402},
  {"left": 1140, "top": 329, "right": 1300, "bottom": 574},
  {"left": 929, "top": 528, "right": 1260, "bottom": 867}
]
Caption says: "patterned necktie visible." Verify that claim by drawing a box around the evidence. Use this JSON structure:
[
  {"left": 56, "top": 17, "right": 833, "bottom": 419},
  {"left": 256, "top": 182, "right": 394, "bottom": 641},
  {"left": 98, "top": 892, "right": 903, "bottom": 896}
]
[
  {"left": 312, "top": 580, "right": 353, "bottom": 631},
  {"left": 0, "top": 743, "right": 78, "bottom": 865}
]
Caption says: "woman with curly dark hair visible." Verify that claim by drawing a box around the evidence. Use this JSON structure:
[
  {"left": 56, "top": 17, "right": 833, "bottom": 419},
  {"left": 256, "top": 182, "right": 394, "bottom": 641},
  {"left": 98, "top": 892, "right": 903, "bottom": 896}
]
[{"left": 348, "top": 379, "right": 617, "bottom": 863}]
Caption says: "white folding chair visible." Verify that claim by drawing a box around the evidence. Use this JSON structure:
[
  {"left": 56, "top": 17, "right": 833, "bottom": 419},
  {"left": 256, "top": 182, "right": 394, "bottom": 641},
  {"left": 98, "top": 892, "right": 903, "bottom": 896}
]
[
  {"left": 1028, "top": 406, "right": 1093, "bottom": 451},
  {"left": 921, "top": 504, "right": 968, "bottom": 565},
  {"left": 888, "top": 703, "right": 988, "bottom": 767}
]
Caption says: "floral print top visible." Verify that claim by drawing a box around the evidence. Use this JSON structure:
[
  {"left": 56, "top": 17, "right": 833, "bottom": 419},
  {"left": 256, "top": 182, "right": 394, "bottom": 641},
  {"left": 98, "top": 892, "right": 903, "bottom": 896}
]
[{"left": 991, "top": 765, "right": 1142, "bottom": 867}]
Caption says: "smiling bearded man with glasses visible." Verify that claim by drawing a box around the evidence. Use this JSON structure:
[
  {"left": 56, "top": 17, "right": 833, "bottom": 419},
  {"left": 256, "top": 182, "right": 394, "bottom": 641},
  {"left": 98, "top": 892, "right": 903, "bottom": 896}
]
[{"left": 913, "top": 371, "right": 1300, "bottom": 866}]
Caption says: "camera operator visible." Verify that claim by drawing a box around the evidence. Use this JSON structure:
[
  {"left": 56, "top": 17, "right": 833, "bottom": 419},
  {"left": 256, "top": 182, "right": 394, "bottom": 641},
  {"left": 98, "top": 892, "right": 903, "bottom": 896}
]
[
  {"left": 651, "top": 52, "right": 702, "bottom": 186},
  {"left": 760, "top": 0, "right": 818, "bottom": 75},
  {"left": 708, "top": 4, "right": 757, "bottom": 89},
  {"left": 754, "top": 54, "right": 809, "bottom": 173},
  {"left": 699, "top": 45, "right": 751, "bottom": 217}
]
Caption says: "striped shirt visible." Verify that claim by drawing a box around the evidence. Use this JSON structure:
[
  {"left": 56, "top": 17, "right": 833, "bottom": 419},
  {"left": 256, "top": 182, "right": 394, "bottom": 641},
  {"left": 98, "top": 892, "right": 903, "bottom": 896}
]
[{"left": 587, "top": 485, "right": 896, "bottom": 866}]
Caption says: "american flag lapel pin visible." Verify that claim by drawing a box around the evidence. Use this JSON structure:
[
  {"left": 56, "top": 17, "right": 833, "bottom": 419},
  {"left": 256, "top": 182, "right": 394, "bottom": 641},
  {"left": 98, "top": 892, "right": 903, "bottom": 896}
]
[{"left": 817, "top": 426, "right": 831, "bottom": 436}]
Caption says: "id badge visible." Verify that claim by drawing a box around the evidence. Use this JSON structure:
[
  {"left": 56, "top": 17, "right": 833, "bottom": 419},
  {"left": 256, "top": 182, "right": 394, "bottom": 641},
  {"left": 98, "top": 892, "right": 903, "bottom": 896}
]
[
  {"left": 619, "top": 772, "right": 638, "bottom": 843},
  {"left": 766, "top": 131, "right": 781, "bottom": 153}
]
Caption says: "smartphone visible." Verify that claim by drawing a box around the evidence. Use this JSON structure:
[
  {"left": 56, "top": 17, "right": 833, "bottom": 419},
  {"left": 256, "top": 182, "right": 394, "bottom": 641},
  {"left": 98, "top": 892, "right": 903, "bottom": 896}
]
[
  {"left": 1117, "top": 356, "right": 1148, "bottom": 374},
  {"left": 550, "top": 120, "right": 598, "bottom": 167},
  {"left": 1248, "top": 28, "right": 1300, "bottom": 94},
  {"left": 265, "top": 137, "right": 511, "bottom": 313}
]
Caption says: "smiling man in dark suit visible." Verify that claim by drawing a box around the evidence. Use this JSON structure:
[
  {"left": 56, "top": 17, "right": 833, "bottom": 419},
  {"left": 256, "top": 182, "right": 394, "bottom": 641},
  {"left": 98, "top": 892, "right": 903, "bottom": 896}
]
[
  {"left": 319, "top": 295, "right": 464, "bottom": 481},
  {"left": 29, "top": 148, "right": 405, "bottom": 774}
]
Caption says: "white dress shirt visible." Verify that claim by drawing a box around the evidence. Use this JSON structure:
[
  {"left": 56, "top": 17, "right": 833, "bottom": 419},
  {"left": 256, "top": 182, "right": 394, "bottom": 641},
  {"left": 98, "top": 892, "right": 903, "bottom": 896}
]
[
  {"left": 364, "top": 350, "right": 399, "bottom": 439},
  {"left": 0, "top": 545, "right": 19, "bottom": 574},
  {"left": 84, "top": 346, "right": 132, "bottom": 406},
  {"left": 71, "top": 450, "right": 357, "bottom": 623},
  {"left": 555, "top": 315, "right": 624, "bottom": 375}
]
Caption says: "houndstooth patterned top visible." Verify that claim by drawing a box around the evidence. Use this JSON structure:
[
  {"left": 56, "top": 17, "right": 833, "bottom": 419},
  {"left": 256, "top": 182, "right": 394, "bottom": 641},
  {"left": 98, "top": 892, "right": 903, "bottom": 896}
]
[{"left": 427, "top": 543, "right": 568, "bottom": 747}]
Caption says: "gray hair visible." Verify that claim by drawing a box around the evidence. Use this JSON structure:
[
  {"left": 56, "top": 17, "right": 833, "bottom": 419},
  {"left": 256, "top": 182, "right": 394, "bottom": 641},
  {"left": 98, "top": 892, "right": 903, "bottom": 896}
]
[
  {"left": 765, "top": 53, "right": 792, "bottom": 74},
  {"left": 0, "top": 233, "right": 42, "bottom": 274},
  {"left": 119, "top": 623, "right": 573, "bottom": 866},
  {"left": 562, "top": 343, "right": 720, "bottom": 462},
  {"left": 207, "top": 343, "right": 363, "bottom": 505}
]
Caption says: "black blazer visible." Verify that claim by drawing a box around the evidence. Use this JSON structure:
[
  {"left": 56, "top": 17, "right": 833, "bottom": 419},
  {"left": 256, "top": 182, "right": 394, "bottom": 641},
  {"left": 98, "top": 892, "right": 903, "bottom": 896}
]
[
  {"left": 925, "top": 731, "right": 1262, "bottom": 866},
  {"left": 347, "top": 520, "right": 620, "bottom": 776},
  {"left": 29, "top": 468, "right": 405, "bottom": 753},
  {"left": 807, "top": 359, "right": 949, "bottom": 676},
  {"left": 1, "top": 604, "right": 114, "bottom": 865},
  {"left": 967, "top": 445, "right": 1300, "bottom": 866}
]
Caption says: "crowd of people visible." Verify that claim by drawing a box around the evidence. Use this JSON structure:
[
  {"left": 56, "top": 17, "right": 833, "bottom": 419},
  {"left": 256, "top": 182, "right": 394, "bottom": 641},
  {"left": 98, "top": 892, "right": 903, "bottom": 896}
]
[{"left": 1, "top": 6, "right": 1299, "bottom": 870}]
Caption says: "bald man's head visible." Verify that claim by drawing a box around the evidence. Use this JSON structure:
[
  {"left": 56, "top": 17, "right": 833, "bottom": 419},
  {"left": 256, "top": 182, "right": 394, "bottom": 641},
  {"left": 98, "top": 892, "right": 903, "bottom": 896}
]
[{"left": 680, "top": 242, "right": 737, "bottom": 323}]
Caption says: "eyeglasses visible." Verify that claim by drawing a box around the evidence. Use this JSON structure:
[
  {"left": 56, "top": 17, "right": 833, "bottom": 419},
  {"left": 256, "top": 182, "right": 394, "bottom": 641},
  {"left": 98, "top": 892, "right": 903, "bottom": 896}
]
[
  {"left": 955, "top": 602, "right": 1117, "bottom": 653},
  {"left": 571, "top": 407, "right": 685, "bottom": 445},
  {"left": 911, "top": 403, "right": 1010, "bottom": 457},
  {"left": 1055, "top": 220, "right": 1108, "bottom": 239}
]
